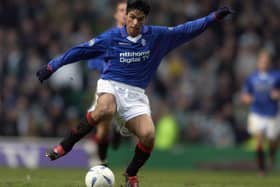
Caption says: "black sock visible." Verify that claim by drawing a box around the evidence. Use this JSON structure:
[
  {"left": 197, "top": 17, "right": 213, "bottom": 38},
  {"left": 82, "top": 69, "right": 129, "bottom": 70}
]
[
  {"left": 60, "top": 117, "right": 95, "bottom": 153},
  {"left": 256, "top": 145, "right": 265, "bottom": 171},
  {"left": 96, "top": 136, "right": 109, "bottom": 162},
  {"left": 126, "top": 142, "right": 152, "bottom": 177}
]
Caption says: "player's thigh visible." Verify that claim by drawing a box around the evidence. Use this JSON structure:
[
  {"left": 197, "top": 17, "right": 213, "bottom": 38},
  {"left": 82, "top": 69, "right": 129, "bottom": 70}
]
[
  {"left": 266, "top": 117, "right": 279, "bottom": 141},
  {"left": 91, "top": 93, "right": 117, "bottom": 120},
  {"left": 126, "top": 114, "right": 155, "bottom": 141}
]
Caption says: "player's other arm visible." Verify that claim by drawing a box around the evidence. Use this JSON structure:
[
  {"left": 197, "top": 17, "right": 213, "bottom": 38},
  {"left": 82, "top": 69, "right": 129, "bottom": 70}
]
[
  {"left": 270, "top": 89, "right": 280, "bottom": 100},
  {"left": 179, "top": 7, "right": 234, "bottom": 36},
  {"left": 161, "top": 6, "right": 233, "bottom": 51},
  {"left": 241, "top": 92, "right": 254, "bottom": 105},
  {"left": 36, "top": 35, "right": 108, "bottom": 83},
  {"left": 241, "top": 77, "right": 254, "bottom": 105}
]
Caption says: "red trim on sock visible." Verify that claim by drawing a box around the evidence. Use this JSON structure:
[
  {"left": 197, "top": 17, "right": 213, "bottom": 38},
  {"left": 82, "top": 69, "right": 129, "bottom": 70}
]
[
  {"left": 86, "top": 112, "right": 96, "bottom": 126},
  {"left": 47, "top": 64, "right": 53, "bottom": 72},
  {"left": 89, "top": 134, "right": 109, "bottom": 144},
  {"left": 54, "top": 145, "right": 65, "bottom": 156},
  {"left": 95, "top": 135, "right": 109, "bottom": 144},
  {"left": 128, "top": 176, "right": 139, "bottom": 184},
  {"left": 88, "top": 134, "right": 96, "bottom": 142},
  {"left": 94, "top": 134, "right": 100, "bottom": 143},
  {"left": 137, "top": 142, "right": 153, "bottom": 153}
]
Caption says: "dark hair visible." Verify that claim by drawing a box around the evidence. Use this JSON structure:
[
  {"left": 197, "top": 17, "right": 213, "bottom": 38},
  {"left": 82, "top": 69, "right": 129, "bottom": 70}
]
[{"left": 126, "top": 0, "right": 150, "bottom": 15}]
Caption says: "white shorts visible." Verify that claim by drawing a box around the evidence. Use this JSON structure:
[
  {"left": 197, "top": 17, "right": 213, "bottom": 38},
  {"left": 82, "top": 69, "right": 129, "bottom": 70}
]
[
  {"left": 248, "top": 113, "right": 280, "bottom": 140},
  {"left": 88, "top": 79, "right": 151, "bottom": 122}
]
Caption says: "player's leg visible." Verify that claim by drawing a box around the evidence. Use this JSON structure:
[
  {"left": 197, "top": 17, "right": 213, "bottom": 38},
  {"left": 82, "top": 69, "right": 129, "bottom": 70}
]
[
  {"left": 266, "top": 118, "right": 279, "bottom": 170},
  {"left": 95, "top": 119, "right": 112, "bottom": 165},
  {"left": 248, "top": 113, "right": 266, "bottom": 176},
  {"left": 105, "top": 80, "right": 152, "bottom": 186},
  {"left": 125, "top": 114, "right": 155, "bottom": 186},
  {"left": 46, "top": 93, "right": 117, "bottom": 160},
  {"left": 111, "top": 123, "right": 122, "bottom": 150}
]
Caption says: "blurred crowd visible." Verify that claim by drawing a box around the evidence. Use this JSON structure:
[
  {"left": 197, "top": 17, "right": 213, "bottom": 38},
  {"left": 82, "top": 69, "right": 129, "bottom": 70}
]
[{"left": 1, "top": 0, "right": 280, "bottom": 148}]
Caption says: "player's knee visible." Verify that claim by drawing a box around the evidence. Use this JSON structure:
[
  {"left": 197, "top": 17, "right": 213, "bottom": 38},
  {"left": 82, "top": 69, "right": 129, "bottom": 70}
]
[
  {"left": 140, "top": 129, "right": 155, "bottom": 146},
  {"left": 87, "top": 106, "right": 115, "bottom": 124}
]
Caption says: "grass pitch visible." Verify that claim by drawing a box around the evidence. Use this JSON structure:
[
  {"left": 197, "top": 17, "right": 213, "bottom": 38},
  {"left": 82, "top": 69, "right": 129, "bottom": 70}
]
[{"left": 0, "top": 167, "right": 279, "bottom": 187}]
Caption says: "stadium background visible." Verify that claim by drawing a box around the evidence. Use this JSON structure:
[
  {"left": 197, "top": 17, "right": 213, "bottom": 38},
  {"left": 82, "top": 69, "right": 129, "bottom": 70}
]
[{"left": 1, "top": 0, "right": 280, "bottom": 172}]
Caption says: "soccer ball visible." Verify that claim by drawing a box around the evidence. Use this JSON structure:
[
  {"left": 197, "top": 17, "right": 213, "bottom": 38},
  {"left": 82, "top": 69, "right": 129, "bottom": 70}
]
[{"left": 85, "top": 165, "right": 115, "bottom": 187}]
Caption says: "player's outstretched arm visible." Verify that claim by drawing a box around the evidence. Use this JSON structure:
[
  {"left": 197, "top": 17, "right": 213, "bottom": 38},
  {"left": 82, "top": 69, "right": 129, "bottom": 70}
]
[
  {"left": 214, "top": 6, "right": 234, "bottom": 20},
  {"left": 159, "top": 6, "right": 234, "bottom": 52},
  {"left": 179, "top": 6, "right": 234, "bottom": 36},
  {"left": 36, "top": 64, "right": 53, "bottom": 83},
  {"left": 36, "top": 35, "right": 108, "bottom": 83}
]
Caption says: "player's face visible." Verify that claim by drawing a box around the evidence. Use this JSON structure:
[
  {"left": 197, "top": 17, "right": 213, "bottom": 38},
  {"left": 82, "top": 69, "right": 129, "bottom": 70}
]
[
  {"left": 126, "top": 10, "right": 146, "bottom": 37},
  {"left": 257, "top": 51, "right": 271, "bottom": 72},
  {"left": 114, "top": 2, "right": 127, "bottom": 27}
]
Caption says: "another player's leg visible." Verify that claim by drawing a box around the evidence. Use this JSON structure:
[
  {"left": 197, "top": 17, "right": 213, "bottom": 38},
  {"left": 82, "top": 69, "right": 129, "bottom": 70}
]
[
  {"left": 95, "top": 120, "right": 112, "bottom": 165},
  {"left": 46, "top": 93, "right": 117, "bottom": 161},
  {"left": 85, "top": 124, "right": 111, "bottom": 166},
  {"left": 255, "top": 134, "right": 266, "bottom": 176},
  {"left": 111, "top": 123, "right": 122, "bottom": 150},
  {"left": 124, "top": 114, "right": 155, "bottom": 187}
]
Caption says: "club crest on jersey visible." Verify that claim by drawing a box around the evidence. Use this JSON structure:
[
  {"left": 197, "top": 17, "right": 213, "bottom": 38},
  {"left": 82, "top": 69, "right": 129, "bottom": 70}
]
[
  {"left": 141, "top": 39, "right": 146, "bottom": 46},
  {"left": 88, "top": 39, "right": 95, "bottom": 46}
]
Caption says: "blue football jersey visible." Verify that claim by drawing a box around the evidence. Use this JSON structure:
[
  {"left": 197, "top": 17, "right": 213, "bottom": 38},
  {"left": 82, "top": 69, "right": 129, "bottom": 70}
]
[
  {"left": 87, "top": 57, "right": 104, "bottom": 72},
  {"left": 243, "top": 70, "right": 280, "bottom": 116},
  {"left": 87, "top": 28, "right": 114, "bottom": 72},
  {"left": 48, "top": 13, "right": 216, "bottom": 89}
]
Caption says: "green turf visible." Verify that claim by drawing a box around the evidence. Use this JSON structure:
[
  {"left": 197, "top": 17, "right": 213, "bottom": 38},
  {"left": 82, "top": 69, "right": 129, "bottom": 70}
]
[{"left": 0, "top": 167, "right": 279, "bottom": 187}]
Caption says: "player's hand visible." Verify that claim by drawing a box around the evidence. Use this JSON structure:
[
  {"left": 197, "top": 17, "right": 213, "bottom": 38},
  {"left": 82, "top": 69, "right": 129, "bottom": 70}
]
[
  {"left": 36, "top": 64, "right": 53, "bottom": 83},
  {"left": 214, "top": 6, "right": 234, "bottom": 20},
  {"left": 241, "top": 93, "right": 253, "bottom": 105},
  {"left": 271, "top": 90, "right": 280, "bottom": 100}
]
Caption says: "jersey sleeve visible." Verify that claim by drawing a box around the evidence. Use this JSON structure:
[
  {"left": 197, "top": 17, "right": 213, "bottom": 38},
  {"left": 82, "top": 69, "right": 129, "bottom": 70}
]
[
  {"left": 242, "top": 76, "right": 253, "bottom": 95},
  {"left": 48, "top": 33, "right": 109, "bottom": 72},
  {"left": 154, "top": 13, "right": 216, "bottom": 53}
]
